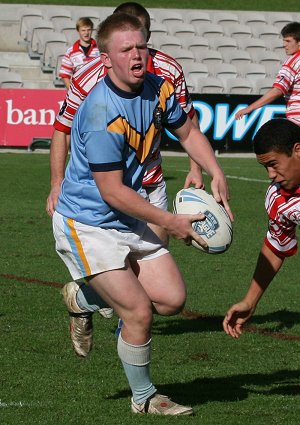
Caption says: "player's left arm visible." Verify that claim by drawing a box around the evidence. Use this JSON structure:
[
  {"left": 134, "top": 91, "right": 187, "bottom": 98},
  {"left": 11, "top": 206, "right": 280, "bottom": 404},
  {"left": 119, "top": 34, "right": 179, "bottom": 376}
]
[
  {"left": 174, "top": 118, "right": 233, "bottom": 221},
  {"left": 184, "top": 113, "right": 205, "bottom": 189}
]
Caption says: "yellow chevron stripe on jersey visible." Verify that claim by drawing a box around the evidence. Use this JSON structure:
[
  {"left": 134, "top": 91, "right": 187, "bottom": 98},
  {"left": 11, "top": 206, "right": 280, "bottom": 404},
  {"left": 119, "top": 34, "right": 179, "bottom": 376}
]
[
  {"left": 158, "top": 79, "right": 175, "bottom": 112},
  {"left": 107, "top": 117, "right": 159, "bottom": 164}
]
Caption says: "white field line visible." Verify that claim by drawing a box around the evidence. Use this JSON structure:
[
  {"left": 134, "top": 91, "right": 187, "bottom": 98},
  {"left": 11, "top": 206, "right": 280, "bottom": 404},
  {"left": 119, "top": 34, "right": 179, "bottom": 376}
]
[{"left": 165, "top": 165, "right": 269, "bottom": 184}]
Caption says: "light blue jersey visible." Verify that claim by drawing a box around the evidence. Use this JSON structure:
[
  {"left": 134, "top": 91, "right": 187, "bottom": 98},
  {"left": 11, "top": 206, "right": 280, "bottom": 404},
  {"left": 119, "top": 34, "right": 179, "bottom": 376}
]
[{"left": 56, "top": 73, "right": 187, "bottom": 232}]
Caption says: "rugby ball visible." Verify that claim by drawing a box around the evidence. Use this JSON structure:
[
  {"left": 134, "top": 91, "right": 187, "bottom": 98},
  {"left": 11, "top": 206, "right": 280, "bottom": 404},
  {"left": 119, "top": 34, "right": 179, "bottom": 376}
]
[{"left": 173, "top": 188, "right": 233, "bottom": 254}]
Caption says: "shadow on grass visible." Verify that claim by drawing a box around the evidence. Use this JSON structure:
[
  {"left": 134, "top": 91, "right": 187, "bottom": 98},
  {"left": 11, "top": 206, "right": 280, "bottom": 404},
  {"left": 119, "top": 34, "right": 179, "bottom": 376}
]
[
  {"left": 151, "top": 309, "right": 300, "bottom": 337},
  {"left": 108, "top": 369, "right": 300, "bottom": 406}
]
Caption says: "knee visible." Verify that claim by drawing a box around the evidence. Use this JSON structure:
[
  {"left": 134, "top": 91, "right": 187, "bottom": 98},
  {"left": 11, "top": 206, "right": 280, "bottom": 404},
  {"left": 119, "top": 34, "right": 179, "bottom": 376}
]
[{"left": 160, "top": 292, "right": 186, "bottom": 316}]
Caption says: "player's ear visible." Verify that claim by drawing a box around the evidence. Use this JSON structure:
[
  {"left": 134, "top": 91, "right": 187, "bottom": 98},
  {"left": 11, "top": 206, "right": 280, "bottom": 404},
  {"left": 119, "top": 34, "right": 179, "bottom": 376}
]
[
  {"left": 294, "top": 142, "right": 300, "bottom": 157},
  {"left": 101, "top": 52, "right": 112, "bottom": 68}
]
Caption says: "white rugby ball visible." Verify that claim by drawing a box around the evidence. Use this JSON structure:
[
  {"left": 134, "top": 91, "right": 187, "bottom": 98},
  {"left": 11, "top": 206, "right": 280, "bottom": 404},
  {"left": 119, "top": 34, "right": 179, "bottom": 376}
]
[{"left": 173, "top": 188, "right": 233, "bottom": 254}]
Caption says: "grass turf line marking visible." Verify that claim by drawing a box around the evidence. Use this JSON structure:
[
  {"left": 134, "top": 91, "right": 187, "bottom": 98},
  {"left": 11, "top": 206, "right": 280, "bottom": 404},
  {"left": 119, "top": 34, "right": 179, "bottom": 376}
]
[
  {"left": 164, "top": 167, "right": 270, "bottom": 183},
  {"left": 2, "top": 273, "right": 299, "bottom": 343},
  {"left": 0, "top": 273, "right": 63, "bottom": 289},
  {"left": 165, "top": 165, "right": 269, "bottom": 183}
]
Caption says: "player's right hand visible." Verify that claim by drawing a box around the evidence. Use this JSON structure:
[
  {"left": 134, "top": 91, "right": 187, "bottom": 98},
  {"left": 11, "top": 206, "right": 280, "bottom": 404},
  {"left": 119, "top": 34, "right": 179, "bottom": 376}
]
[
  {"left": 46, "top": 186, "right": 60, "bottom": 217},
  {"left": 223, "top": 301, "right": 255, "bottom": 338},
  {"left": 167, "top": 213, "right": 208, "bottom": 250}
]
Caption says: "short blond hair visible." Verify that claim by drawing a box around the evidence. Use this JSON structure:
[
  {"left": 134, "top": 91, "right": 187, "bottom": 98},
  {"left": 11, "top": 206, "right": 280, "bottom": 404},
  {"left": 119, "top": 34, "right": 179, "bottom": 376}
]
[
  {"left": 96, "top": 12, "right": 146, "bottom": 53},
  {"left": 76, "top": 17, "right": 94, "bottom": 31}
]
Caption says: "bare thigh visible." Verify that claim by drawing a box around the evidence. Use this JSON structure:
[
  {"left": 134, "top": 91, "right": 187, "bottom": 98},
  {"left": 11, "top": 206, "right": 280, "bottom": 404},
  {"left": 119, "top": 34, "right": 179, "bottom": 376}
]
[
  {"left": 131, "top": 252, "right": 187, "bottom": 316},
  {"left": 87, "top": 261, "right": 153, "bottom": 345}
]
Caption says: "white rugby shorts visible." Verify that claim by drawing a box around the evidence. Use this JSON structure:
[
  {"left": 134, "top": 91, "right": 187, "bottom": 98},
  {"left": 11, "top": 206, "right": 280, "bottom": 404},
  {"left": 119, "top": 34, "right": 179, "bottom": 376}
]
[
  {"left": 52, "top": 211, "right": 169, "bottom": 280},
  {"left": 141, "top": 179, "right": 168, "bottom": 211}
]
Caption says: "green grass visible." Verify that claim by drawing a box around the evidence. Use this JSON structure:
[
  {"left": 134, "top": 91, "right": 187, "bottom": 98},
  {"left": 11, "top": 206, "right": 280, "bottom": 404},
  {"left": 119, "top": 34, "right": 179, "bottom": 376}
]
[
  {"left": 0, "top": 152, "right": 299, "bottom": 425},
  {"left": 1, "top": 0, "right": 299, "bottom": 11}
]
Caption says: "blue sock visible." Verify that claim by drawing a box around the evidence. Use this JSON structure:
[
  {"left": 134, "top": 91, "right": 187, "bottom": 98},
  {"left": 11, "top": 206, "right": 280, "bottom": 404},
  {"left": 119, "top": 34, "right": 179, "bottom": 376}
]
[
  {"left": 76, "top": 282, "right": 109, "bottom": 312},
  {"left": 117, "top": 334, "right": 156, "bottom": 404}
]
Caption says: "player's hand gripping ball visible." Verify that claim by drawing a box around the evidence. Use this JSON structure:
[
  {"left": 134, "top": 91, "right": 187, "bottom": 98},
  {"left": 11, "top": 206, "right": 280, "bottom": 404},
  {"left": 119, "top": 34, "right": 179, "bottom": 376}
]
[{"left": 173, "top": 188, "right": 233, "bottom": 254}]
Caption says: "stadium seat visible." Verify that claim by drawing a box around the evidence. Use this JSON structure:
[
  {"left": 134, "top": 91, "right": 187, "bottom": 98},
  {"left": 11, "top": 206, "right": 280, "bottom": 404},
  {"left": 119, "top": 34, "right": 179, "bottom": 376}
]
[
  {"left": 254, "top": 77, "right": 274, "bottom": 95},
  {"left": 195, "top": 23, "right": 224, "bottom": 39},
  {"left": 151, "top": 34, "right": 182, "bottom": 50},
  {"left": 162, "top": 47, "right": 195, "bottom": 64},
  {"left": 196, "top": 77, "right": 225, "bottom": 94},
  {"left": 71, "top": 8, "right": 100, "bottom": 23},
  {"left": 155, "top": 9, "right": 184, "bottom": 25},
  {"left": 236, "top": 37, "right": 267, "bottom": 55},
  {"left": 250, "top": 50, "right": 281, "bottom": 75},
  {"left": 185, "top": 10, "right": 212, "bottom": 26},
  {"left": 226, "top": 78, "right": 253, "bottom": 94},
  {"left": 165, "top": 22, "right": 196, "bottom": 39},
  {"left": 0, "top": 60, "right": 10, "bottom": 71},
  {"left": 264, "top": 62, "right": 280, "bottom": 78},
  {"left": 41, "top": 36, "right": 68, "bottom": 72},
  {"left": 239, "top": 63, "right": 266, "bottom": 82},
  {"left": 185, "top": 76, "right": 196, "bottom": 93},
  {"left": 267, "top": 38, "right": 286, "bottom": 61},
  {"left": 48, "top": 9, "right": 73, "bottom": 28},
  {"left": 28, "top": 27, "right": 56, "bottom": 59},
  {"left": 0, "top": 69, "right": 23, "bottom": 88},
  {"left": 267, "top": 12, "right": 293, "bottom": 29},
  {"left": 182, "top": 62, "right": 210, "bottom": 85},
  {"left": 51, "top": 18, "right": 76, "bottom": 32},
  {"left": 241, "top": 12, "right": 268, "bottom": 28},
  {"left": 213, "top": 11, "right": 239, "bottom": 26},
  {"left": 222, "top": 50, "right": 252, "bottom": 67},
  {"left": 19, "top": 15, "right": 47, "bottom": 44},
  {"left": 251, "top": 24, "right": 280, "bottom": 41},
  {"left": 224, "top": 23, "right": 252, "bottom": 38},
  {"left": 209, "top": 63, "right": 239, "bottom": 83},
  {"left": 52, "top": 54, "right": 65, "bottom": 87},
  {"left": 193, "top": 49, "right": 223, "bottom": 67},
  {"left": 148, "top": 21, "right": 168, "bottom": 36},
  {"left": 181, "top": 36, "right": 209, "bottom": 56},
  {"left": 209, "top": 36, "right": 238, "bottom": 54}
]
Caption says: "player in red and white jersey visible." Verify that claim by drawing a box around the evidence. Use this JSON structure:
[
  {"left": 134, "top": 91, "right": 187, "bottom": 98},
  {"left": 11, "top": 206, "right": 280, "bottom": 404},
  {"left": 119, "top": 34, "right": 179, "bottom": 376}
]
[
  {"left": 235, "top": 22, "right": 300, "bottom": 125},
  {"left": 59, "top": 17, "right": 100, "bottom": 89},
  {"left": 223, "top": 119, "right": 300, "bottom": 339},
  {"left": 265, "top": 183, "right": 300, "bottom": 257},
  {"left": 273, "top": 48, "right": 300, "bottom": 125}
]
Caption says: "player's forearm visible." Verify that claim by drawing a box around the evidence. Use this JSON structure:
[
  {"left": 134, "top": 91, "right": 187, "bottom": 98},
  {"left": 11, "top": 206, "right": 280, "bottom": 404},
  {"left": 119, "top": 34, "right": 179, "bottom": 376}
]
[
  {"left": 247, "top": 87, "right": 283, "bottom": 113},
  {"left": 243, "top": 242, "right": 284, "bottom": 308},
  {"left": 50, "top": 130, "right": 70, "bottom": 188},
  {"left": 181, "top": 127, "right": 222, "bottom": 178}
]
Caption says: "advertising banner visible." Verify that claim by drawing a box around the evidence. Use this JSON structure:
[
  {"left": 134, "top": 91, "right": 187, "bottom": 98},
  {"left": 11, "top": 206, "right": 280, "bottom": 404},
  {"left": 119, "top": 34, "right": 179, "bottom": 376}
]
[
  {"left": 0, "top": 89, "right": 285, "bottom": 151},
  {"left": 0, "top": 88, "right": 66, "bottom": 147}
]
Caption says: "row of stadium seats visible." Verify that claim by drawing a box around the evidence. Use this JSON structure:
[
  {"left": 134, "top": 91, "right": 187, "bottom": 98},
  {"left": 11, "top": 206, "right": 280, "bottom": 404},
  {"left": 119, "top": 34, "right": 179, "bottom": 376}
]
[
  {"left": 17, "top": 6, "right": 300, "bottom": 29},
  {"left": 1, "top": 5, "right": 299, "bottom": 92}
]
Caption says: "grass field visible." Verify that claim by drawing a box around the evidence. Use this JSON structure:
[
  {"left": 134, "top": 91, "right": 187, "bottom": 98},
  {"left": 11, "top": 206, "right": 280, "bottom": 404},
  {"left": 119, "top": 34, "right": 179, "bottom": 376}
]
[{"left": 1, "top": 152, "right": 300, "bottom": 424}]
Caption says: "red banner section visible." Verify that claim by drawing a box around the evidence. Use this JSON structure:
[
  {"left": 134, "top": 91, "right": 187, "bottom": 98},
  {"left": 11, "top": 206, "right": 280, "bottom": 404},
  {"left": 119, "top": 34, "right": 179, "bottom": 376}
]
[{"left": 0, "top": 88, "right": 66, "bottom": 147}]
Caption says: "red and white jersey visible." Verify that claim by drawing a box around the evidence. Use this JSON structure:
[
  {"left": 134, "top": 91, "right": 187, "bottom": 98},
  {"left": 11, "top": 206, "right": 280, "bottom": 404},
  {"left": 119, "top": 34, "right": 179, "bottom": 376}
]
[
  {"left": 264, "top": 183, "right": 300, "bottom": 257},
  {"left": 54, "top": 48, "right": 195, "bottom": 185},
  {"left": 59, "top": 39, "right": 100, "bottom": 79},
  {"left": 273, "top": 50, "right": 300, "bottom": 126}
]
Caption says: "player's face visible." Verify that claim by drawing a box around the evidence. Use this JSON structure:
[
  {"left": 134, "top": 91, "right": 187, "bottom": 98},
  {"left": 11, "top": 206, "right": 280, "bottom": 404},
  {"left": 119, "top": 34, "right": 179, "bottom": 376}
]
[
  {"left": 282, "top": 36, "right": 300, "bottom": 55},
  {"left": 102, "top": 29, "right": 148, "bottom": 92},
  {"left": 257, "top": 144, "right": 300, "bottom": 190},
  {"left": 78, "top": 26, "right": 93, "bottom": 45}
]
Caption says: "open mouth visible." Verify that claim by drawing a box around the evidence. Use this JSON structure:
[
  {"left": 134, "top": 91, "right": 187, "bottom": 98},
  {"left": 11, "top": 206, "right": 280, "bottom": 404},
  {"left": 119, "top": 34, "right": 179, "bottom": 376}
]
[{"left": 131, "top": 63, "right": 144, "bottom": 77}]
